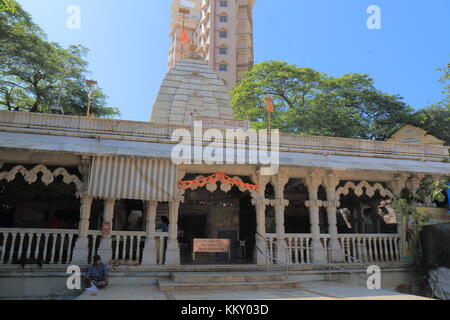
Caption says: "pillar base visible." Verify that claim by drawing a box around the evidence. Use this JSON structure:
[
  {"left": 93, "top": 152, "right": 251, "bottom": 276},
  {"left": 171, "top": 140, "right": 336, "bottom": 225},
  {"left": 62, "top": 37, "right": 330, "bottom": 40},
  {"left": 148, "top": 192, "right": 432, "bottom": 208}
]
[
  {"left": 255, "top": 238, "right": 267, "bottom": 265},
  {"left": 140, "top": 239, "right": 157, "bottom": 265},
  {"left": 310, "top": 239, "right": 327, "bottom": 263},
  {"left": 275, "top": 237, "right": 287, "bottom": 264},
  {"left": 165, "top": 239, "right": 180, "bottom": 265},
  {"left": 71, "top": 237, "right": 90, "bottom": 266},
  {"left": 97, "top": 238, "right": 113, "bottom": 263},
  {"left": 328, "top": 239, "right": 346, "bottom": 263}
]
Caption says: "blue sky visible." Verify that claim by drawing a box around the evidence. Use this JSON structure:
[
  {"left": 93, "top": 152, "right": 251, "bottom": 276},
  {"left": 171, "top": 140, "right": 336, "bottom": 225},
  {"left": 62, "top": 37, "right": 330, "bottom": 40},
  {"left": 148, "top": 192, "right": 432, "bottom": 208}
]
[{"left": 17, "top": 0, "right": 450, "bottom": 121}]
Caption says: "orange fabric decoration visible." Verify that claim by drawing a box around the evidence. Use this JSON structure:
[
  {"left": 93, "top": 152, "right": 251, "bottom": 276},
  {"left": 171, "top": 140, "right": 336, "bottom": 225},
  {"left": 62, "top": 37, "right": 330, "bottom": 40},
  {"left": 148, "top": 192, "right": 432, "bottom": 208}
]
[
  {"left": 181, "top": 30, "right": 189, "bottom": 43},
  {"left": 178, "top": 172, "right": 258, "bottom": 192},
  {"left": 266, "top": 96, "right": 274, "bottom": 113}
]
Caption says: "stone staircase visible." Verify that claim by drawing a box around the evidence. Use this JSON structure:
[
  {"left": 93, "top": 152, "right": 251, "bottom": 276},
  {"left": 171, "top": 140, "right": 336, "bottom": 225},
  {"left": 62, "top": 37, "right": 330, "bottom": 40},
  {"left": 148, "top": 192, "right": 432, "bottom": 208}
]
[{"left": 158, "top": 271, "right": 302, "bottom": 293}]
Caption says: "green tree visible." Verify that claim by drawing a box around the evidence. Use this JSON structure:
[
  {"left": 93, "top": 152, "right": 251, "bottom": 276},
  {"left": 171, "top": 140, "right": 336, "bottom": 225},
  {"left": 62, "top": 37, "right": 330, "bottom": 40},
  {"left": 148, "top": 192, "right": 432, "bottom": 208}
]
[
  {"left": 407, "top": 63, "right": 450, "bottom": 145},
  {"left": 0, "top": 1, "right": 119, "bottom": 118},
  {"left": 231, "top": 60, "right": 412, "bottom": 140},
  {"left": 0, "top": 0, "right": 16, "bottom": 13}
]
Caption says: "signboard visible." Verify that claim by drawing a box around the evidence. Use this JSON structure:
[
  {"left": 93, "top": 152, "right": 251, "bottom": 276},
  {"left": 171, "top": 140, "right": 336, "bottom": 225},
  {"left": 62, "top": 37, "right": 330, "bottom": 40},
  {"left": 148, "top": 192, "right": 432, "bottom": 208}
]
[
  {"left": 399, "top": 136, "right": 421, "bottom": 144},
  {"left": 102, "top": 221, "right": 111, "bottom": 236},
  {"left": 192, "top": 238, "right": 230, "bottom": 261},
  {"left": 193, "top": 117, "right": 250, "bottom": 130}
]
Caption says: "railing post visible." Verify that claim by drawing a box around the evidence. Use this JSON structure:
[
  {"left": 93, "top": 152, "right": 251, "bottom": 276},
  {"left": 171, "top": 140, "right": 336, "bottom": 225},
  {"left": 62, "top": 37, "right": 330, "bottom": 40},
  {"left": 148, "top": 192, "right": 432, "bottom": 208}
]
[{"left": 141, "top": 201, "right": 158, "bottom": 265}]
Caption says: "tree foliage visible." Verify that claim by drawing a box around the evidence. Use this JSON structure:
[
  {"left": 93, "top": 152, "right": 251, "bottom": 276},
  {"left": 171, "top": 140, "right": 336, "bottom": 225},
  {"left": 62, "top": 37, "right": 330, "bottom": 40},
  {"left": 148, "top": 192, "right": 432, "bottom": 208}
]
[
  {"left": 231, "top": 61, "right": 413, "bottom": 140},
  {"left": 0, "top": 1, "right": 119, "bottom": 118},
  {"left": 0, "top": 0, "right": 16, "bottom": 13},
  {"left": 405, "top": 64, "right": 450, "bottom": 145}
]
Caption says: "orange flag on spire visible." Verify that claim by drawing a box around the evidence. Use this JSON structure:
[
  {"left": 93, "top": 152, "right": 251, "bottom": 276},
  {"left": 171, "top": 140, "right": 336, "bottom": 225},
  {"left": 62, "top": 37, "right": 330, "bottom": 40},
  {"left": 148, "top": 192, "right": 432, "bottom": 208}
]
[
  {"left": 266, "top": 96, "right": 274, "bottom": 113},
  {"left": 181, "top": 30, "right": 189, "bottom": 43}
]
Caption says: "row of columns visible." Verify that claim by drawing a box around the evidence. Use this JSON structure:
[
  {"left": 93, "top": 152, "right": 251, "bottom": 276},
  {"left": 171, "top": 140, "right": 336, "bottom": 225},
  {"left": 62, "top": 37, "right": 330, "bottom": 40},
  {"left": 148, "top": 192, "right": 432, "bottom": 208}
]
[
  {"left": 71, "top": 167, "right": 440, "bottom": 266},
  {"left": 251, "top": 170, "right": 342, "bottom": 264}
]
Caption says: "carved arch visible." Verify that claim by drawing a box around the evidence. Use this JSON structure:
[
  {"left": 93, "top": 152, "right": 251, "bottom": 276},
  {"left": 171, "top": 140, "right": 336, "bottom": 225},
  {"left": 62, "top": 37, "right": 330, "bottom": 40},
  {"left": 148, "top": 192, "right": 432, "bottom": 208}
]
[
  {"left": 0, "top": 164, "right": 83, "bottom": 195},
  {"left": 336, "top": 181, "right": 394, "bottom": 199}
]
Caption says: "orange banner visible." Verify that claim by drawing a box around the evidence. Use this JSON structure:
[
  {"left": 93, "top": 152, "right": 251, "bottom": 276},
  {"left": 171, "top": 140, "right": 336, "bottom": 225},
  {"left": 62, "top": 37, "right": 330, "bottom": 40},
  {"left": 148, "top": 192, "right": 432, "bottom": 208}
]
[{"left": 178, "top": 172, "right": 258, "bottom": 192}]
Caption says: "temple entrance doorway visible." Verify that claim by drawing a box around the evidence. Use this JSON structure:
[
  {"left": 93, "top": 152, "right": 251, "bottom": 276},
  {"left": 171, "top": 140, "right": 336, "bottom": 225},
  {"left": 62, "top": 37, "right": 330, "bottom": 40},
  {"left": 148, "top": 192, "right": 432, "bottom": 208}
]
[{"left": 178, "top": 174, "right": 256, "bottom": 265}]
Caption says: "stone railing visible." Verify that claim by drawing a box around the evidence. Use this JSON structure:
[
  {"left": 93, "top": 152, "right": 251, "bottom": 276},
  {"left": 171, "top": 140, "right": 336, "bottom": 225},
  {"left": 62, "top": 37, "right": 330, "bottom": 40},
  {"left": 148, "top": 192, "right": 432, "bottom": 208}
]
[
  {"left": 0, "top": 228, "right": 78, "bottom": 265},
  {"left": 265, "top": 233, "right": 401, "bottom": 264},
  {"left": 87, "top": 230, "right": 102, "bottom": 264},
  {"left": 87, "top": 230, "right": 168, "bottom": 265},
  {"left": 0, "top": 110, "right": 448, "bottom": 161},
  {"left": 110, "top": 231, "right": 146, "bottom": 262},
  {"left": 284, "top": 233, "right": 330, "bottom": 264},
  {"left": 337, "top": 234, "right": 401, "bottom": 263},
  {"left": 265, "top": 233, "right": 330, "bottom": 264}
]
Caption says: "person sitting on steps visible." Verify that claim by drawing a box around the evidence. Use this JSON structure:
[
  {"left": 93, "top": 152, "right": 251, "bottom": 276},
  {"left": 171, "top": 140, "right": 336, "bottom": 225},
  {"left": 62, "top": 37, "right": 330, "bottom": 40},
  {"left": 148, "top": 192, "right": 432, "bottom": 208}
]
[{"left": 84, "top": 254, "right": 109, "bottom": 289}]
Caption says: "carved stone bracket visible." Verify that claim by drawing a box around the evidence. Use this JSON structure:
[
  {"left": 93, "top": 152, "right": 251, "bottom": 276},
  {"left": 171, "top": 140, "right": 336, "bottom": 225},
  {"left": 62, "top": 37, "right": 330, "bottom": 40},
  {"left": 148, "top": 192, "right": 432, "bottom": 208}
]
[
  {"left": 387, "top": 174, "right": 410, "bottom": 198},
  {"left": 406, "top": 174, "right": 425, "bottom": 195}
]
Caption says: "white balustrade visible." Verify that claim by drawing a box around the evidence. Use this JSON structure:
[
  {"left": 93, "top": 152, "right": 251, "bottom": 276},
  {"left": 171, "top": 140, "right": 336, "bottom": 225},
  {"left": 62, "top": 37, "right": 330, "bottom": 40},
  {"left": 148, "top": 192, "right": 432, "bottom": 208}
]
[
  {"left": 87, "top": 230, "right": 102, "bottom": 264},
  {"left": 265, "top": 233, "right": 400, "bottom": 264},
  {"left": 89, "top": 231, "right": 168, "bottom": 265},
  {"left": 110, "top": 231, "right": 146, "bottom": 262},
  {"left": 337, "top": 234, "right": 401, "bottom": 263},
  {"left": 265, "top": 234, "right": 330, "bottom": 264},
  {"left": 0, "top": 228, "right": 78, "bottom": 265}
]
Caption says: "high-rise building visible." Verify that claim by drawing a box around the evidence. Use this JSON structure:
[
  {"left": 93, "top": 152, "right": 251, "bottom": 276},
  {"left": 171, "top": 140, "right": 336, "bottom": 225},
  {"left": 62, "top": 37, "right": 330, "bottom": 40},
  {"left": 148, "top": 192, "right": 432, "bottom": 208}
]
[{"left": 168, "top": 0, "right": 255, "bottom": 91}]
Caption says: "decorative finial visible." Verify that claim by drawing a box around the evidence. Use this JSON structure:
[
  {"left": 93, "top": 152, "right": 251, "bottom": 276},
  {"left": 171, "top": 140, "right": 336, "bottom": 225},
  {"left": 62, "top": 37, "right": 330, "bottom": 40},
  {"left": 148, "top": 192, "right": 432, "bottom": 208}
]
[{"left": 188, "top": 43, "right": 197, "bottom": 52}]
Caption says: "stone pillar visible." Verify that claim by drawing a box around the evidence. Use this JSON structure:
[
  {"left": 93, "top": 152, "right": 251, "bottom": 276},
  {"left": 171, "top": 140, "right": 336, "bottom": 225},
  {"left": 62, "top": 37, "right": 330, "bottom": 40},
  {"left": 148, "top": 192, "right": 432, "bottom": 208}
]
[
  {"left": 165, "top": 198, "right": 182, "bottom": 265},
  {"left": 271, "top": 174, "right": 290, "bottom": 264},
  {"left": 72, "top": 195, "right": 93, "bottom": 265},
  {"left": 388, "top": 174, "right": 409, "bottom": 260},
  {"left": 97, "top": 198, "right": 116, "bottom": 262},
  {"left": 323, "top": 173, "right": 344, "bottom": 261},
  {"left": 251, "top": 172, "right": 270, "bottom": 265},
  {"left": 305, "top": 172, "right": 327, "bottom": 263},
  {"left": 141, "top": 201, "right": 158, "bottom": 265},
  {"left": 273, "top": 199, "right": 289, "bottom": 264}
]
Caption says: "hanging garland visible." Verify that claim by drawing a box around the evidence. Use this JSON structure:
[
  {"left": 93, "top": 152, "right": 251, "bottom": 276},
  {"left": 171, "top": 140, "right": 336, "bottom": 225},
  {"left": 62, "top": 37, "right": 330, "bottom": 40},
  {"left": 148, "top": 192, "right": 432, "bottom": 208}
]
[{"left": 178, "top": 172, "right": 258, "bottom": 192}]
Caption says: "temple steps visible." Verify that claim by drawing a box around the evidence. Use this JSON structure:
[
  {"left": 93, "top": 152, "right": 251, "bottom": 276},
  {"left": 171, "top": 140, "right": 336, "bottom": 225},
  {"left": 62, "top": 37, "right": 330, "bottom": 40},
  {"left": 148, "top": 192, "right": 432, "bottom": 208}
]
[
  {"left": 170, "top": 271, "right": 287, "bottom": 283},
  {"left": 158, "top": 271, "right": 301, "bottom": 292}
]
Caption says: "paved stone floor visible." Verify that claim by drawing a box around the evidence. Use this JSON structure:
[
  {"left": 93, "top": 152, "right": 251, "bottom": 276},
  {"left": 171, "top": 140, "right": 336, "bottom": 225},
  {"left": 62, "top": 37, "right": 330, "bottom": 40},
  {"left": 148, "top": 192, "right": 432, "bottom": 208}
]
[{"left": 77, "top": 281, "right": 431, "bottom": 300}]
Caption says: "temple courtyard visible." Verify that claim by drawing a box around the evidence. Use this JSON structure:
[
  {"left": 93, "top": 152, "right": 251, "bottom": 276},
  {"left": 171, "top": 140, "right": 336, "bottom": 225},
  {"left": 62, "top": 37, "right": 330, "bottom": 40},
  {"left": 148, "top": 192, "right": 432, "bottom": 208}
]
[{"left": 77, "top": 280, "right": 430, "bottom": 300}]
